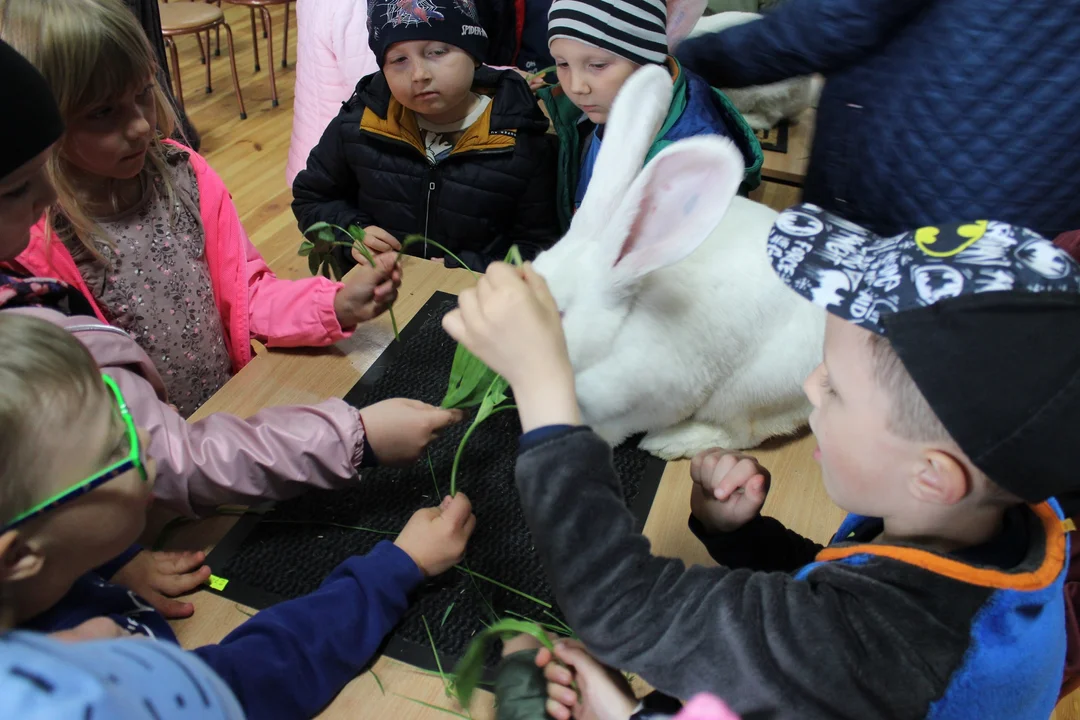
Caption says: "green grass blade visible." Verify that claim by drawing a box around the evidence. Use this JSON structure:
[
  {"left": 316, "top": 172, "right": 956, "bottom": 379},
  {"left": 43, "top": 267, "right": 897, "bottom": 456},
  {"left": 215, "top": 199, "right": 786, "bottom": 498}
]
[
  {"left": 428, "top": 450, "right": 441, "bottom": 499},
  {"left": 542, "top": 610, "right": 575, "bottom": 635},
  {"left": 526, "top": 65, "right": 558, "bottom": 81},
  {"left": 440, "top": 602, "right": 456, "bottom": 627},
  {"left": 454, "top": 565, "right": 551, "bottom": 608},
  {"left": 398, "top": 235, "right": 478, "bottom": 279},
  {"left": 370, "top": 670, "right": 386, "bottom": 696},
  {"left": 449, "top": 403, "right": 516, "bottom": 496},
  {"left": 462, "top": 563, "right": 500, "bottom": 622},
  {"left": 452, "top": 618, "right": 556, "bottom": 707},
  {"left": 422, "top": 615, "right": 449, "bottom": 694},
  {"left": 393, "top": 695, "right": 472, "bottom": 719}
]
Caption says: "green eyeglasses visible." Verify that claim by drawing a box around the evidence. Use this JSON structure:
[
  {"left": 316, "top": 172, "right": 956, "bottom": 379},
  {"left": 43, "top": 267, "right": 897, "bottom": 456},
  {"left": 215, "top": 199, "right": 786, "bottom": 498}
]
[{"left": 1, "top": 375, "right": 147, "bottom": 532}]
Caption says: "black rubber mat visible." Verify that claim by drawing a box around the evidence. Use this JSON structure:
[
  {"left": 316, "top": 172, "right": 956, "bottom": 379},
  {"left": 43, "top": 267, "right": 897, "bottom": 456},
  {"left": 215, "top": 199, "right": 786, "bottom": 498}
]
[{"left": 203, "top": 291, "right": 666, "bottom": 675}]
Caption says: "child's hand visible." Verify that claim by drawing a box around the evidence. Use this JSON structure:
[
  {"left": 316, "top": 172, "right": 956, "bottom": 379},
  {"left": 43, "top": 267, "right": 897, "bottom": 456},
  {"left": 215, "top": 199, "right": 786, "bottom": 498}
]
[
  {"left": 394, "top": 493, "right": 476, "bottom": 576},
  {"left": 334, "top": 252, "right": 403, "bottom": 328},
  {"left": 359, "top": 398, "right": 463, "bottom": 466},
  {"left": 536, "top": 640, "right": 638, "bottom": 720},
  {"left": 689, "top": 448, "right": 771, "bottom": 533},
  {"left": 110, "top": 550, "right": 212, "bottom": 619},
  {"left": 442, "top": 263, "right": 579, "bottom": 431},
  {"left": 356, "top": 225, "right": 402, "bottom": 257},
  {"left": 50, "top": 617, "right": 133, "bottom": 642},
  {"left": 512, "top": 67, "right": 546, "bottom": 92}
]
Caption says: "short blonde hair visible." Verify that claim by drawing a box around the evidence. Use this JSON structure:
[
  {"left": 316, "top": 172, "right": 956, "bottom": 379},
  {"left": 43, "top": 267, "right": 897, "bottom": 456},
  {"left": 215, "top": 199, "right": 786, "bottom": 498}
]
[
  {"left": 0, "top": 0, "right": 179, "bottom": 256},
  {"left": 0, "top": 314, "right": 104, "bottom": 525}
]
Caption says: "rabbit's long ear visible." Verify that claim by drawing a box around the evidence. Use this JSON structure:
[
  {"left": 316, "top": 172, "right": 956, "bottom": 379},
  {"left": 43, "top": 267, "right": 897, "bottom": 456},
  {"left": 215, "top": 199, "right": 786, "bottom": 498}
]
[
  {"left": 605, "top": 136, "right": 744, "bottom": 287},
  {"left": 571, "top": 64, "right": 673, "bottom": 235},
  {"left": 667, "top": 0, "right": 708, "bottom": 50}
]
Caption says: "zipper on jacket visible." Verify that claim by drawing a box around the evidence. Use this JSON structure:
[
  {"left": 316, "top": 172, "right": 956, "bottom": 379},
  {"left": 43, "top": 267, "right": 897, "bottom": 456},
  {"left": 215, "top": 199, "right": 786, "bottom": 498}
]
[{"left": 423, "top": 178, "right": 436, "bottom": 257}]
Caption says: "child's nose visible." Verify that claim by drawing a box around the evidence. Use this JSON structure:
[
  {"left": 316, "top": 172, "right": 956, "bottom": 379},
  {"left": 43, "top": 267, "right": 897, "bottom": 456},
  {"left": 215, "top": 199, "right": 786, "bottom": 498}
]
[{"left": 803, "top": 363, "right": 825, "bottom": 406}]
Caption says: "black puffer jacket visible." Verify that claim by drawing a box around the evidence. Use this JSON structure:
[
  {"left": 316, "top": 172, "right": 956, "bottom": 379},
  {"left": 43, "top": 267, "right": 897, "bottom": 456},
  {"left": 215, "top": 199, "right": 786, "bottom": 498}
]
[{"left": 291, "top": 67, "right": 560, "bottom": 272}]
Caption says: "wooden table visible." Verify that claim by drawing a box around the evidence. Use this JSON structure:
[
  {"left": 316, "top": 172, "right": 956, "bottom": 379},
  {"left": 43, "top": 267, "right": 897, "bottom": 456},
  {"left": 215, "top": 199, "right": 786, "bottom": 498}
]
[{"left": 163, "top": 256, "right": 846, "bottom": 718}]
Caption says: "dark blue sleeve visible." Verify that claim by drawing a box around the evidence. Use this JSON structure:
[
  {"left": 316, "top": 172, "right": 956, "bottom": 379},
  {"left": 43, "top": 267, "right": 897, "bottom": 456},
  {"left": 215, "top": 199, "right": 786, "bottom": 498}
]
[
  {"left": 93, "top": 544, "right": 143, "bottom": 581},
  {"left": 676, "top": 0, "right": 935, "bottom": 87},
  {"left": 518, "top": 425, "right": 581, "bottom": 453},
  {"left": 192, "top": 541, "right": 423, "bottom": 718}
]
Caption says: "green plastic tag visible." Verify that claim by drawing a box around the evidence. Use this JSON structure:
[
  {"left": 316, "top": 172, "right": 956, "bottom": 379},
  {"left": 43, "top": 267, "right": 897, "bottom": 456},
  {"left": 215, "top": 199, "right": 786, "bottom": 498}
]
[{"left": 207, "top": 574, "right": 229, "bottom": 591}]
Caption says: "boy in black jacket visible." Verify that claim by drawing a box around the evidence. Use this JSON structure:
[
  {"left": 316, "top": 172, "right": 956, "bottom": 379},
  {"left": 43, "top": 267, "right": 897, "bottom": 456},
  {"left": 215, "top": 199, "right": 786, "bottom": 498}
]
[{"left": 292, "top": 0, "right": 560, "bottom": 273}]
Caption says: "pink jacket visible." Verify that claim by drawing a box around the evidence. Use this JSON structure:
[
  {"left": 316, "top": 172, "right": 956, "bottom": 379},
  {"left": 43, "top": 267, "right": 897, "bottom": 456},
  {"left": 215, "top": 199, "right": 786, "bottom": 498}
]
[
  {"left": 4, "top": 305, "right": 366, "bottom": 517},
  {"left": 674, "top": 694, "right": 741, "bottom": 720},
  {"left": 11, "top": 141, "right": 350, "bottom": 373},
  {"left": 286, "top": 0, "right": 379, "bottom": 186}
]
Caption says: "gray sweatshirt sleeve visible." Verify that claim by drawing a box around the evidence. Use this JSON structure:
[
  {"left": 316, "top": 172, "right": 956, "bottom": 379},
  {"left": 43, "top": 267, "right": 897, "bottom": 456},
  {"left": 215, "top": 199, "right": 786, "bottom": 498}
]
[{"left": 514, "top": 429, "right": 971, "bottom": 719}]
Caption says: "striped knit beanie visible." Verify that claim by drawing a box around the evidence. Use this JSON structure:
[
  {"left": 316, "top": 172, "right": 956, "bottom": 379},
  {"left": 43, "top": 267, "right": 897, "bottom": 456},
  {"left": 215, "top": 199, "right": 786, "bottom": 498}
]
[{"left": 548, "top": 0, "right": 668, "bottom": 66}]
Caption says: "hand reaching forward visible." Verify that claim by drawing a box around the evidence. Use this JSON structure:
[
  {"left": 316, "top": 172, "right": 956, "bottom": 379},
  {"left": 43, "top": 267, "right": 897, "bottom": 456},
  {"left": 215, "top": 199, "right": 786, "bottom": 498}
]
[
  {"left": 442, "top": 263, "right": 579, "bottom": 431},
  {"left": 537, "top": 641, "right": 638, "bottom": 720},
  {"left": 689, "top": 448, "right": 771, "bottom": 533},
  {"left": 394, "top": 493, "right": 476, "bottom": 576},
  {"left": 110, "top": 550, "right": 212, "bottom": 618},
  {"left": 333, "top": 251, "right": 403, "bottom": 328},
  {"left": 359, "top": 398, "right": 463, "bottom": 467}
]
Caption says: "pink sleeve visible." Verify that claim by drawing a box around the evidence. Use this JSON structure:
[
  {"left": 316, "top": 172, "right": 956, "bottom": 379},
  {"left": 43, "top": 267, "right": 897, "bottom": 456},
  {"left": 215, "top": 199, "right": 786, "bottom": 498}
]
[
  {"left": 195, "top": 147, "right": 353, "bottom": 348},
  {"left": 674, "top": 694, "right": 742, "bottom": 720},
  {"left": 243, "top": 240, "right": 354, "bottom": 348},
  {"left": 9, "top": 307, "right": 367, "bottom": 517}
]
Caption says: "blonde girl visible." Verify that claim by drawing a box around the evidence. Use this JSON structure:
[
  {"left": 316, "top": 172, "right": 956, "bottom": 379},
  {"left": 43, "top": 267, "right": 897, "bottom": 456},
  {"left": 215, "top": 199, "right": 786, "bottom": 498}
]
[{"left": 0, "top": 0, "right": 401, "bottom": 416}]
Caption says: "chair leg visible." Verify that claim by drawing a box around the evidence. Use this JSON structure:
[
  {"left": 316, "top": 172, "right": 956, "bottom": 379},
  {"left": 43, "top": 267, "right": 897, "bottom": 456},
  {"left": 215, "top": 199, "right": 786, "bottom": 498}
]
[
  {"left": 249, "top": 7, "right": 260, "bottom": 72},
  {"left": 215, "top": 24, "right": 221, "bottom": 56},
  {"left": 204, "top": 30, "right": 213, "bottom": 93},
  {"left": 261, "top": 9, "right": 268, "bottom": 38},
  {"left": 196, "top": 31, "right": 206, "bottom": 64},
  {"left": 166, "top": 38, "right": 185, "bottom": 111},
  {"left": 223, "top": 22, "right": 247, "bottom": 120},
  {"left": 281, "top": 1, "right": 290, "bottom": 68},
  {"left": 259, "top": 6, "right": 279, "bottom": 107}
]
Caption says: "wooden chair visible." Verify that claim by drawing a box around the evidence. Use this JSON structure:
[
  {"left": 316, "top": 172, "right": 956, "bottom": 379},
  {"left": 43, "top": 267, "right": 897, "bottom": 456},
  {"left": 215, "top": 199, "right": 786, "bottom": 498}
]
[
  {"left": 223, "top": 0, "right": 293, "bottom": 108},
  {"left": 159, "top": 1, "right": 247, "bottom": 119}
]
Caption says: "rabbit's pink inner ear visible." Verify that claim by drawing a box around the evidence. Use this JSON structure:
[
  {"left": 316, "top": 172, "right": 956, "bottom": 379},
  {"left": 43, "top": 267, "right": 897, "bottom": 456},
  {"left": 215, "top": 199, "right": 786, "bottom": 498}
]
[
  {"left": 667, "top": 0, "right": 708, "bottom": 51},
  {"left": 612, "top": 142, "right": 742, "bottom": 283}
]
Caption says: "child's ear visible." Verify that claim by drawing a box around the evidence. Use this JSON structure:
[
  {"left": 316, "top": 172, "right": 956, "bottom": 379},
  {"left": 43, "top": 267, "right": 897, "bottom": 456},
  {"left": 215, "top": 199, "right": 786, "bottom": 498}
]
[
  {"left": 0, "top": 531, "right": 45, "bottom": 583},
  {"left": 909, "top": 450, "right": 970, "bottom": 506}
]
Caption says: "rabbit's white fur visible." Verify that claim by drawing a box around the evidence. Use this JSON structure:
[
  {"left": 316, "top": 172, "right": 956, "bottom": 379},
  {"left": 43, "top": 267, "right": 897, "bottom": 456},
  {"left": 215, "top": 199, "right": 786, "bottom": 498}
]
[
  {"left": 688, "top": 12, "right": 817, "bottom": 131},
  {"left": 531, "top": 65, "right": 824, "bottom": 459}
]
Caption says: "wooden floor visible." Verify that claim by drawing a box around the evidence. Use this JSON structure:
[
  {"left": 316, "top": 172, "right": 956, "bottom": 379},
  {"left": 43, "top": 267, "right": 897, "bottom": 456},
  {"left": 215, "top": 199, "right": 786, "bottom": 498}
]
[{"left": 174, "top": 5, "right": 1078, "bottom": 718}]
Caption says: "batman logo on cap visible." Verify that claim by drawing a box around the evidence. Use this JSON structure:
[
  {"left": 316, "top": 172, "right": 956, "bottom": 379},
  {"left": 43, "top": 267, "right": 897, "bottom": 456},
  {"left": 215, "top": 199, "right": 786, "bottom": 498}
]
[{"left": 914, "top": 221, "right": 989, "bottom": 258}]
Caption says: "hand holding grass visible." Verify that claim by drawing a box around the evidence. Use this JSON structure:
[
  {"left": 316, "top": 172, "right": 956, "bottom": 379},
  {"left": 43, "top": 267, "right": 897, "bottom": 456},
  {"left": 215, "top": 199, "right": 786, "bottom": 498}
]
[
  {"left": 537, "top": 640, "right": 638, "bottom": 720},
  {"left": 109, "top": 549, "right": 213, "bottom": 619},
  {"left": 359, "top": 398, "right": 463, "bottom": 466},
  {"left": 690, "top": 448, "right": 772, "bottom": 533},
  {"left": 333, "top": 252, "right": 403, "bottom": 329},
  {"left": 394, "top": 493, "right": 476, "bottom": 576},
  {"left": 354, "top": 225, "right": 402, "bottom": 257},
  {"left": 442, "top": 262, "right": 580, "bottom": 433}
]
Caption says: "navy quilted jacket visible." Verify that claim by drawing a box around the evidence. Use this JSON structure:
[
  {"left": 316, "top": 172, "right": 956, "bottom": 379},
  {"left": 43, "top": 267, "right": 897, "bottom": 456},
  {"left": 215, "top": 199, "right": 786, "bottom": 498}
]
[{"left": 677, "top": 0, "right": 1080, "bottom": 239}]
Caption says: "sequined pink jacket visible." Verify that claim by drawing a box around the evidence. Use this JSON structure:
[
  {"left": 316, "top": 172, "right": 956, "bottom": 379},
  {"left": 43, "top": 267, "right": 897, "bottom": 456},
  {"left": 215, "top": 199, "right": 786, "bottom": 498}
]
[{"left": 11, "top": 141, "right": 350, "bottom": 373}]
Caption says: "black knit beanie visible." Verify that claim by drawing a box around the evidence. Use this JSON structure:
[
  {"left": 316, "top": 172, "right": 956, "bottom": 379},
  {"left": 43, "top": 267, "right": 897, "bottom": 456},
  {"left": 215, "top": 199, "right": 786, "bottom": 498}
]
[
  {"left": 367, "top": 0, "right": 489, "bottom": 67},
  {"left": 0, "top": 40, "right": 64, "bottom": 179}
]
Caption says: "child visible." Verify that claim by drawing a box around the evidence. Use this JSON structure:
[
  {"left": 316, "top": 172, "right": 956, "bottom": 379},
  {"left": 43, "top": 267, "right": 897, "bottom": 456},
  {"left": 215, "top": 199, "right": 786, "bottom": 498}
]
[
  {"left": 443, "top": 211, "right": 1080, "bottom": 717},
  {"left": 0, "top": 36, "right": 462, "bottom": 623},
  {"left": 291, "top": 0, "right": 560, "bottom": 273},
  {"left": 286, "top": 0, "right": 380, "bottom": 187},
  {"left": 0, "top": 312, "right": 477, "bottom": 718},
  {"left": 537, "top": 0, "right": 763, "bottom": 231},
  {"left": 674, "top": 0, "right": 1080, "bottom": 241},
  {"left": 0, "top": 0, "right": 403, "bottom": 417}
]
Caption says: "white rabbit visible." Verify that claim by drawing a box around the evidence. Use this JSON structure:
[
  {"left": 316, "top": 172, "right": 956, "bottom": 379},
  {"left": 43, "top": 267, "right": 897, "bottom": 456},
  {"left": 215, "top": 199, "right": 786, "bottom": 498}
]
[
  {"left": 530, "top": 64, "right": 824, "bottom": 459},
  {"left": 680, "top": 11, "right": 819, "bottom": 131}
]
